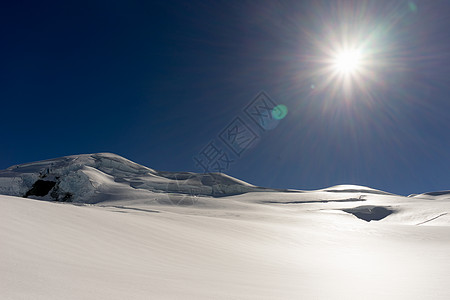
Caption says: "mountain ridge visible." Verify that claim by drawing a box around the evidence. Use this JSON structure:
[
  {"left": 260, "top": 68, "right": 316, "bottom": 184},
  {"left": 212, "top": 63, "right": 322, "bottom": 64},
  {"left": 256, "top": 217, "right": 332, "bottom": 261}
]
[
  {"left": 1, "top": 153, "right": 446, "bottom": 204},
  {"left": 0, "top": 153, "right": 290, "bottom": 203}
]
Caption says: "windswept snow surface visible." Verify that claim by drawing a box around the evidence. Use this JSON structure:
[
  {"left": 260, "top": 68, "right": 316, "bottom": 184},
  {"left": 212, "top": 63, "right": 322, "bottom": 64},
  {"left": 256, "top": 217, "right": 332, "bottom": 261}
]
[{"left": 1, "top": 153, "right": 450, "bottom": 299}]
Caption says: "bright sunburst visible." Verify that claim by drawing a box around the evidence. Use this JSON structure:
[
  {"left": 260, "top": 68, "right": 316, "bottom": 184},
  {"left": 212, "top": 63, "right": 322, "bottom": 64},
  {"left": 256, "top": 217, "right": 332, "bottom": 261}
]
[
  {"left": 302, "top": 2, "right": 392, "bottom": 101},
  {"left": 306, "top": 36, "right": 376, "bottom": 100},
  {"left": 333, "top": 48, "right": 362, "bottom": 75}
]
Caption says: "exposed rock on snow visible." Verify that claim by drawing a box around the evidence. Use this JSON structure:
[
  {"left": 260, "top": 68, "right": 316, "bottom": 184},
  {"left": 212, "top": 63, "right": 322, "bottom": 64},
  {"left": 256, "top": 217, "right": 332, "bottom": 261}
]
[
  {"left": 342, "top": 205, "right": 395, "bottom": 222},
  {"left": 24, "top": 180, "right": 57, "bottom": 197}
]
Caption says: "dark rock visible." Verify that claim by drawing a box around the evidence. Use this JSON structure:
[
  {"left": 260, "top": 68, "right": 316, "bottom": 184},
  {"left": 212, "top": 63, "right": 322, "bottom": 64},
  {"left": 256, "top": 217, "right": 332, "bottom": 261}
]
[
  {"left": 24, "top": 180, "right": 56, "bottom": 197},
  {"left": 342, "top": 205, "right": 394, "bottom": 222}
]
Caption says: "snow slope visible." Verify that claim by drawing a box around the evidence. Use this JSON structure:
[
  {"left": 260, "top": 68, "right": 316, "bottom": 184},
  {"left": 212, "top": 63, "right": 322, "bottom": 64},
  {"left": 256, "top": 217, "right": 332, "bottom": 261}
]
[{"left": 1, "top": 153, "right": 450, "bottom": 299}]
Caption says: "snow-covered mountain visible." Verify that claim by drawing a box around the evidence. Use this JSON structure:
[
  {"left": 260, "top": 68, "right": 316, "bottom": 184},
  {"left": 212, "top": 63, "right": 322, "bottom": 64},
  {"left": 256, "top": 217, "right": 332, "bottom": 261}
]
[
  {"left": 1, "top": 153, "right": 450, "bottom": 299},
  {"left": 0, "top": 153, "right": 448, "bottom": 224},
  {"left": 0, "top": 153, "right": 284, "bottom": 203}
]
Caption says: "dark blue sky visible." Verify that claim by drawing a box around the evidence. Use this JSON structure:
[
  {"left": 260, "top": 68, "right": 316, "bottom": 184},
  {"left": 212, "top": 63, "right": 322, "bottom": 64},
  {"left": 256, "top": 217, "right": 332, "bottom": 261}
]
[{"left": 1, "top": 0, "right": 449, "bottom": 195}]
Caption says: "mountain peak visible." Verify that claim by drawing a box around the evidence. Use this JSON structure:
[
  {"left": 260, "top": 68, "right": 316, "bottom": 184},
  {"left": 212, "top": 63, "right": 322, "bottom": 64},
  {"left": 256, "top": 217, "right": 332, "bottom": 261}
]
[{"left": 0, "top": 153, "right": 264, "bottom": 203}]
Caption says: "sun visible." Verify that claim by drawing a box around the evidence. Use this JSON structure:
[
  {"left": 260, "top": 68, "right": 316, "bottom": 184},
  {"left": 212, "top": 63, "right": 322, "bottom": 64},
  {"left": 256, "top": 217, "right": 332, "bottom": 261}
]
[
  {"left": 306, "top": 40, "right": 373, "bottom": 99},
  {"left": 333, "top": 48, "right": 362, "bottom": 75},
  {"left": 305, "top": 21, "right": 384, "bottom": 100},
  {"left": 302, "top": 3, "right": 393, "bottom": 101}
]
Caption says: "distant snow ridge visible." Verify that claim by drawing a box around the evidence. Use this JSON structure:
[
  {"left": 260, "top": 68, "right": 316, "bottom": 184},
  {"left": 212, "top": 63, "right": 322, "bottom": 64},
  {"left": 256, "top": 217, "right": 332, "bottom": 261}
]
[
  {"left": 408, "top": 190, "right": 450, "bottom": 200},
  {"left": 0, "top": 153, "right": 276, "bottom": 203},
  {"left": 321, "top": 185, "right": 393, "bottom": 196}
]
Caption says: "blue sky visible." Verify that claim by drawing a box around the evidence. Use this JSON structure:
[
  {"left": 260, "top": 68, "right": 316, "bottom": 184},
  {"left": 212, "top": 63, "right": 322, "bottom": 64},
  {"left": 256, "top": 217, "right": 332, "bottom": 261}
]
[{"left": 1, "top": 0, "right": 449, "bottom": 195}]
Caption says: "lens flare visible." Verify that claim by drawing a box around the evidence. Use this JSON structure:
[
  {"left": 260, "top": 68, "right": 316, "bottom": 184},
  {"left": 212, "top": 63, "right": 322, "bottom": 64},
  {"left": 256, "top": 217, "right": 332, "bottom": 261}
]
[{"left": 272, "top": 105, "right": 288, "bottom": 120}]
